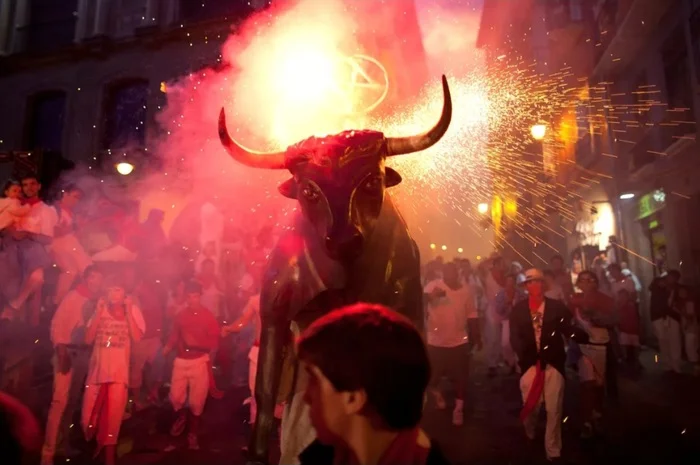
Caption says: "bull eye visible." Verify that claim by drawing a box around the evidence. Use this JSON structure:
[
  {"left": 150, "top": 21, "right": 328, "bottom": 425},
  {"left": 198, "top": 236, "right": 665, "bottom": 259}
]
[
  {"left": 363, "top": 176, "right": 383, "bottom": 194},
  {"left": 302, "top": 185, "right": 320, "bottom": 203}
]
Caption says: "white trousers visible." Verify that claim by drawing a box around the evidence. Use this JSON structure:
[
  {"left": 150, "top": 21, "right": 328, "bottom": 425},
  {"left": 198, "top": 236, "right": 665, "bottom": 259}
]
[
  {"left": 42, "top": 350, "right": 90, "bottom": 458},
  {"left": 81, "top": 383, "right": 128, "bottom": 446},
  {"left": 170, "top": 355, "right": 209, "bottom": 416},
  {"left": 653, "top": 318, "right": 682, "bottom": 373},
  {"left": 279, "top": 364, "right": 316, "bottom": 465},
  {"left": 519, "top": 365, "right": 565, "bottom": 459},
  {"left": 51, "top": 233, "right": 92, "bottom": 304}
]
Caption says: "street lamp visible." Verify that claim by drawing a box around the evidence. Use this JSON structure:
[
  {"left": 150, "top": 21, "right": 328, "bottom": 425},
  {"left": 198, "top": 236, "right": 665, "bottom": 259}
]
[
  {"left": 477, "top": 202, "right": 489, "bottom": 214},
  {"left": 429, "top": 243, "right": 436, "bottom": 250},
  {"left": 530, "top": 124, "right": 546, "bottom": 140},
  {"left": 115, "top": 162, "right": 135, "bottom": 176},
  {"left": 441, "top": 245, "right": 447, "bottom": 251},
  {"left": 457, "top": 247, "right": 464, "bottom": 253}
]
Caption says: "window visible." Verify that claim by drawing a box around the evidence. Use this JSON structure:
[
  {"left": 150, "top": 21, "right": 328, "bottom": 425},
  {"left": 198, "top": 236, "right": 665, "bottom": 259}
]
[
  {"left": 661, "top": 27, "right": 693, "bottom": 147},
  {"left": 26, "top": 0, "right": 78, "bottom": 54},
  {"left": 102, "top": 80, "right": 149, "bottom": 149},
  {"left": 179, "top": 0, "right": 263, "bottom": 24},
  {"left": 107, "top": 0, "right": 149, "bottom": 37},
  {"left": 26, "top": 91, "right": 67, "bottom": 151}
]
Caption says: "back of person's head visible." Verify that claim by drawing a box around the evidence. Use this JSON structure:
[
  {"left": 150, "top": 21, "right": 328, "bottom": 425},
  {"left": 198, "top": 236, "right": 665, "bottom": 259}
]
[{"left": 297, "top": 303, "right": 430, "bottom": 430}]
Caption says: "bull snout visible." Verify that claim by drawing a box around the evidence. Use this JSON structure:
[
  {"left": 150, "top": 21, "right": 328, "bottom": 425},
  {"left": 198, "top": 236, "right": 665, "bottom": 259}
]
[{"left": 325, "top": 229, "right": 364, "bottom": 261}]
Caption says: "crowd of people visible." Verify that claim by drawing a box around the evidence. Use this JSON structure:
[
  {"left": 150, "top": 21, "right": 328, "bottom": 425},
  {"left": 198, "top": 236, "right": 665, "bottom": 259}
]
[
  {"left": 421, "top": 252, "right": 698, "bottom": 462},
  {"left": 1, "top": 173, "right": 699, "bottom": 465},
  {"left": 0, "top": 174, "right": 274, "bottom": 464}
]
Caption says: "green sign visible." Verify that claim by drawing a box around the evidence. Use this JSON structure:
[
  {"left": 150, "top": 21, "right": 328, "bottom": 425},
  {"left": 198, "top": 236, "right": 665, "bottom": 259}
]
[{"left": 638, "top": 189, "right": 666, "bottom": 220}]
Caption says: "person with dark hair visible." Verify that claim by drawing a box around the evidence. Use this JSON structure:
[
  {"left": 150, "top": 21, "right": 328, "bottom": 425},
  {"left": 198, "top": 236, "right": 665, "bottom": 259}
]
[
  {"left": 42, "top": 265, "right": 104, "bottom": 465},
  {"left": 51, "top": 184, "right": 92, "bottom": 305},
  {"left": 163, "top": 280, "right": 220, "bottom": 451},
  {"left": 651, "top": 270, "right": 683, "bottom": 373},
  {"left": 509, "top": 269, "right": 584, "bottom": 463},
  {"left": 423, "top": 262, "right": 476, "bottom": 426},
  {"left": 571, "top": 270, "right": 615, "bottom": 438},
  {"left": 1, "top": 173, "right": 58, "bottom": 324},
  {"left": 0, "top": 179, "right": 31, "bottom": 231},
  {"left": 296, "top": 303, "right": 450, "bottom": 465},
  {"left": 82, "top": 275, "right": 145, "bottom": 465}
]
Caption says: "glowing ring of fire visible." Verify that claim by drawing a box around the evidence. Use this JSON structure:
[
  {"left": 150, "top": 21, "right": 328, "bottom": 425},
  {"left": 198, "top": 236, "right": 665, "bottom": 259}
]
[{"left": 337, "top": 54, "right": 390, "bottom": 115}]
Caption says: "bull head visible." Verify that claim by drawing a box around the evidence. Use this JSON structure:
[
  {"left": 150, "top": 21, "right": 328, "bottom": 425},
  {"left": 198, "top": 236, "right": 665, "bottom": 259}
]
[{"left": 219, "top": 75, "right": 452, "bottom": 262}]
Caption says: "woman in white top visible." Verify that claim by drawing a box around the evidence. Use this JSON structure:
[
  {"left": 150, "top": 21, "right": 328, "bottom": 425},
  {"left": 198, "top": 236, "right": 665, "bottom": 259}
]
[{"left": 82, "top": 276, "right": 145, "bottom": 465}]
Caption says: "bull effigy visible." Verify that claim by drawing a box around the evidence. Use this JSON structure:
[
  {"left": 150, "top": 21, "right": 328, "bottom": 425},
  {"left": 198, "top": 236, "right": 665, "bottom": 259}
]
[{"left": 218, "top": 75, "right": 452, "bottom": 464}]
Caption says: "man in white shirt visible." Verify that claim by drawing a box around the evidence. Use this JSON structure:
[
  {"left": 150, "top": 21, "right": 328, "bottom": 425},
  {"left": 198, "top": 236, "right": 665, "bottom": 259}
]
[
  {"left": 1, "top": 175, "right": 57, "bottom": 324},
  {"left": 51, "top": 185, "right": 93, "bottom": 306},
  {"left": 41, "top": 265, "right": 103, "bottom": 465},
  {"left": 423, "top": 261, "right": 476, "bottom": 427}
]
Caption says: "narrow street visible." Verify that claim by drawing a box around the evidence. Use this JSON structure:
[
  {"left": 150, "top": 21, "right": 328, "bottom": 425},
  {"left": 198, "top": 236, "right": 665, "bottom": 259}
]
[{"left": 32, "top": 345, "right": 700, "bottom": 465}]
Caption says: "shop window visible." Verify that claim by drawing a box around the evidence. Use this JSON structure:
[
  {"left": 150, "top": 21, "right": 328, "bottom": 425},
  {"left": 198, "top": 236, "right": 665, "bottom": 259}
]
[
  {"left": 26, "top": 0, "right": 78, "bottom": 54},
  {"left": 26, "top": 90, "right": 67, "bottom": 152},
  {"left": 102, "top": 79, "right": 149, "bottom": 149}
]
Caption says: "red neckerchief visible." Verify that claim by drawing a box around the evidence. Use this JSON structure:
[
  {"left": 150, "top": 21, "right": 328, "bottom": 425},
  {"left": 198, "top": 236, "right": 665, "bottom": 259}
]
[
  {"left": 75, "top": 283, "right": 92, "bottom": 299},
  {"left": 22, "top": 197, "right": 40, "bottom": 206},
  {"left": 335, "top": 428, "right": 430, "bottom": 465}
]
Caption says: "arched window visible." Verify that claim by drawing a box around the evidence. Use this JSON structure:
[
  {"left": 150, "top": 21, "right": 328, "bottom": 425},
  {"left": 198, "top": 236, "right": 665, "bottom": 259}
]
[
  {"left": 26, "top": 90, "right": 67, "bottom": 152},
  {"left": 102, "top": 79, "right": 150, "bottom": 149},
  {"left": 27, "top": 0, "right": 79, "bottom": 53}
]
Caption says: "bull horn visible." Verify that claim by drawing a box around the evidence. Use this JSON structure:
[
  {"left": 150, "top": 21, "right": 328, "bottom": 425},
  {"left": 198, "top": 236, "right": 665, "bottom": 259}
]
[
  {"left": 386, "top": 75, "right": 452, "bottom": 156},
  {"left": 218, "top": 108, "right": 286, "bottom": 169}
]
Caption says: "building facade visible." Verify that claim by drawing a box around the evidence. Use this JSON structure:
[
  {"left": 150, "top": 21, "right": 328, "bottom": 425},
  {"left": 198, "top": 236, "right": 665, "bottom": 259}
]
[
  {"left": 478, "top": 0, "right": 700, "bottom": 339},
  {"left": 0, "top": 0, "right": 428, "bottom": 185}
]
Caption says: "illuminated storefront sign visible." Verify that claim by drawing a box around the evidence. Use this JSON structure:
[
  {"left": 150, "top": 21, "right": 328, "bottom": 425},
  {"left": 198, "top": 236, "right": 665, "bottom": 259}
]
[{"left": 638, "top": 189, "right": 666, "bottom": 220}]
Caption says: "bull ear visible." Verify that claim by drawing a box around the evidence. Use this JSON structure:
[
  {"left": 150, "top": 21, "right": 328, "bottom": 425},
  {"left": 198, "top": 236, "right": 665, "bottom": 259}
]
[
  {"left": 385, "top": 167, "right": 402, "bottom": 188},
  {"left": 278, "top": 178, "right": 298, "bottom": 198}
]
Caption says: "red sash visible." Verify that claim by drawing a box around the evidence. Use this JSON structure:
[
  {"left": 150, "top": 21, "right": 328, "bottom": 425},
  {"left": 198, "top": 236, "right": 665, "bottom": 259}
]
[{"left": 519, "top": 362, "right": 545, "bottom": 422}]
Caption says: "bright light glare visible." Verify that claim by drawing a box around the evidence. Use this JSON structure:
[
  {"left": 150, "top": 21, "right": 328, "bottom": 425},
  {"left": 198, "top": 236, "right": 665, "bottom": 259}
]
[
  {"left": 619, "top": 193, "right": 635, "bottom": 200},
  {"left": 457, "top": 247, "right": 464, "bottom": 253},
  {"left": 478, "top": 203, "right": 489, "bottom": 214},
  {"left": 441, "top": 245, "right": 447, "bottom": 251},
  {"left": 531, "top": 124, "right": 546, "bottom": 140},
  {"left": 116, "top": 162, "right": 134, "bottom": 176},
  {"left": 430, "top": 243, "right": 436, "bottom": 250},
  {"left": 276, "top": 49, "right": 338, "bottom": 106}
]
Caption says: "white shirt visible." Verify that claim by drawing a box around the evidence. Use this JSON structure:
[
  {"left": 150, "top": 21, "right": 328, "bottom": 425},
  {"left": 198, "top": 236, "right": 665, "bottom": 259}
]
[
  {"left": 611, "top": 277, "right": 637, "bottom": 301},
  {"left": 424, "top": 279, "right": 475, "bottom": 347},
  {"left": 532, "top": 302, "right": 545, "bottom": 350},
  {"left": 50, "top": 290, "right": 94, "bottom": 346},
  {"left": 19, "top": 201, "right": 58, "bottom": 237},
  {"left": 87, "top": 306, "right": 146, "bottom": 385}
]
